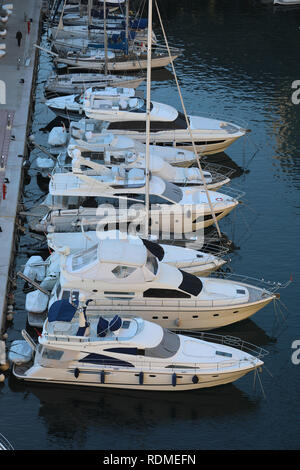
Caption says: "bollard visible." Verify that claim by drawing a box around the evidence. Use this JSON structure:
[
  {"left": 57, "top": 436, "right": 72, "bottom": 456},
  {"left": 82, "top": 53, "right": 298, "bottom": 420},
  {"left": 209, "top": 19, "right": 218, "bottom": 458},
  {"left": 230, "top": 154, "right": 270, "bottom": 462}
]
[
  {"left": 0, "top": 362, "right": 9, "bottom": 372},
  {"left": 6, "top": 114, "right": 11, "bottom": 130}
]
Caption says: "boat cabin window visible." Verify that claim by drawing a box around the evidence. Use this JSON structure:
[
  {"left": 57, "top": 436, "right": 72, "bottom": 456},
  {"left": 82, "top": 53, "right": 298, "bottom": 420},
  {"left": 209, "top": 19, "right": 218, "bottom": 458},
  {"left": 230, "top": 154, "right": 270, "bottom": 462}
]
[
  {"left": 145, "top": 251, "right": 158, "bottom": 275},
  {"left": 128, "top": 99, "right": 153, "bottom": 113},
  {"left": 160, "top": 181, "right": 183, "bottom": 204},
  {"left": 142, "top": 239, "right": 165, "bottom": 261},
  {"left": 56, "top": 283, "right": 61, "bottom": 298},
  {"left": 178, "top": 270, "right": 203, "bottom": 296},
  {"left": 143, "top": 288, "right": 191, "bottom": 299},
  {"left": 79, "top": 353, "right": 134, "bottom": 368},
  {"left": 42, "top": 348, "right": 64, "bottom": 360},
  {"left": 72, "top": 244, "right": 98, "bottom": 270},
  {"left": 62, "top": 290, "right": 70, "bottom": 301},
  {"left": 112, "top": 265, "right": 137, "bottom": 279},
  {"left": 104, "top": 291, "right": 135, "bottom": 300}
]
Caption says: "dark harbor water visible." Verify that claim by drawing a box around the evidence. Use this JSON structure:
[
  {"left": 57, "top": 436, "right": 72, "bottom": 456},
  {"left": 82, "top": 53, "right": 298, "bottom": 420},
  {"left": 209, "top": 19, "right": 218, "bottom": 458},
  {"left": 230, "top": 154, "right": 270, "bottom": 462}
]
[{"left": 1, "top": 0, "right": 300, "bottom": 450}]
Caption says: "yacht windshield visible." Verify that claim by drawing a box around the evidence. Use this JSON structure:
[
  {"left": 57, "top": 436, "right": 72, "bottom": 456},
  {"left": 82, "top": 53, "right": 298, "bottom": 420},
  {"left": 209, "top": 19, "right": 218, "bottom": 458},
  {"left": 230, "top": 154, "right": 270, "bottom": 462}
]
[
  {"left": 160, "top": 181, "right": 183, "bottom": 204},
  {"left": 72, "top": 244, "right": 98, "bottom": 271},
  {"left": 178, "top": 270, "right": 203, "bottom": 296},
  {"left": 145, "top": 251, "right": 158, "bottom": 275},
  {"left": 145, "top": 328, "right": 180, "bottom": 358}
]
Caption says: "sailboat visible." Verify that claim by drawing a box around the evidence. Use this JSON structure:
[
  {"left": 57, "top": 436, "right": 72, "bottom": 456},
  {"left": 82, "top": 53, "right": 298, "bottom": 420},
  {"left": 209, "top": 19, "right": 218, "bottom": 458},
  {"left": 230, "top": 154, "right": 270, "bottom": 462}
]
[{"left": 45, "top": 72, "right": 144, "bottom": 96}]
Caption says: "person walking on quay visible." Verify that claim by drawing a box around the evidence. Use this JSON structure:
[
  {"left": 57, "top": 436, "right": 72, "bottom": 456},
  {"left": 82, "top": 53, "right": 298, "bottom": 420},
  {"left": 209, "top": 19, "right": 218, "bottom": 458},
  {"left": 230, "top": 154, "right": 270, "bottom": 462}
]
[{"left": 16, "top": 30, "right": 22, "bottom": 47}]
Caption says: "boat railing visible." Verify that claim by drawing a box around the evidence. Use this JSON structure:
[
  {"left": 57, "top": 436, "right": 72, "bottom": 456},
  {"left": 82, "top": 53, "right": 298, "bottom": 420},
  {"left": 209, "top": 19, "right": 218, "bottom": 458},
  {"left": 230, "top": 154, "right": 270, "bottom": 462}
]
[
  {"left": 175, "top": 331, "right": 269, "bottom": 360},
  {"left": 201, "top": 162, "right": 236, "bottom": 183},
  {"left": 84, "top": 293, "right": 268, "bottom": 310},
  {"left": 215, "top": 184, "right": 245, "bottom": 201},
  {"left": 209, "top": 271, "right": 291, "bottom": 293}
]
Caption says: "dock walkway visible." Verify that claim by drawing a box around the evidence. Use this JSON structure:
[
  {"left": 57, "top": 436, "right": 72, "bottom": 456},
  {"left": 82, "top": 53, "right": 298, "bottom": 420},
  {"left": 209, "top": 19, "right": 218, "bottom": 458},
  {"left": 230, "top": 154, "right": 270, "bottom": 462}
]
[{"left": 0, "top": 0, "right": 43, "bottom": 336}]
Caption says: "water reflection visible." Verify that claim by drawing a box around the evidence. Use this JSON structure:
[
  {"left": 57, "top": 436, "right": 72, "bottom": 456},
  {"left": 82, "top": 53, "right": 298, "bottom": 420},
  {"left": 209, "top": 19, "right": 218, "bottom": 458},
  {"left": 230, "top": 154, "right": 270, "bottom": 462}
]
[{"left": 8, "top": 377, "right": 260, "bottom": 449}]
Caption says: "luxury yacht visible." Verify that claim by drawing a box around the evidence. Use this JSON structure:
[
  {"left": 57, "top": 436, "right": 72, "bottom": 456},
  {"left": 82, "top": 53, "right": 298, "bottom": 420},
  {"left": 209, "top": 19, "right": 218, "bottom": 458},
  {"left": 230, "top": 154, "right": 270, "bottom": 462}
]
[
  {"left": 37, "top": 147, "right": 231, "bottom": 191},
  {"left": 45, "top": 86, "right": 138, "bottom": 120},
  {"left": 64, "top": 120, "right": 205, "bottom": 167},
  {"left": 31, "top": 166, "right": 239, "bottom": 236},
  {"left": 22, "top": 229, "right": 227, "bottom": 294},
  {"left": 11, "top": 306, "right": 266, "bottom": 391},
  {"left": 24, "top": 237, "right": 279, "bottom": 330},
  {"left": 69, "top": 104, "right": 248, "bottom": 154}
]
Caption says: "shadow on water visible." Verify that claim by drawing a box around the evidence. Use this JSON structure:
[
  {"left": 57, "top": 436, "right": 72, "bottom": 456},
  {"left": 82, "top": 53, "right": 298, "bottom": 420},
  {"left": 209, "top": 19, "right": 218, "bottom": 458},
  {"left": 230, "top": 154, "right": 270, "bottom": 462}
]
[{"left": 8, "top": 375, "right": 260, "bottom": 435}]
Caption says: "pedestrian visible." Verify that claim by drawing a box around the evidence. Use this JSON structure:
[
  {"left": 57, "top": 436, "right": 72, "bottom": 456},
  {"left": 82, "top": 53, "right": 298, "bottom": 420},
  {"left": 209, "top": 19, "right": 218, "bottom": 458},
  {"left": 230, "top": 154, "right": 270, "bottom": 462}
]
[
  {"left": 16, "top": 30, "right": 22, "bottom": 47},
  {"left": 27, "top": 20, "right": 30, "bottom": 35}
]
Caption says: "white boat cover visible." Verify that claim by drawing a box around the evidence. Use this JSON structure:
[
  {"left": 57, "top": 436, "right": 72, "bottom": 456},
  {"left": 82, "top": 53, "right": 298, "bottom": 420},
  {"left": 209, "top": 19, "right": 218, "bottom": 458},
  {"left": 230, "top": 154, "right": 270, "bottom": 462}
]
[
  {"left": 25, "top": 289, "right": 49, "bottom": 313},
  {"left": 48, "top": 126, "right": 68, "bottom": 146},
  {"left": 23, "top": 256, "right": 46, "bottom": 282},
  {"left": 8, "top": 340, "right": 33, "bottom": 365},
  {"left": 0, "top": 340, "right": 6, "bottom": 365}
]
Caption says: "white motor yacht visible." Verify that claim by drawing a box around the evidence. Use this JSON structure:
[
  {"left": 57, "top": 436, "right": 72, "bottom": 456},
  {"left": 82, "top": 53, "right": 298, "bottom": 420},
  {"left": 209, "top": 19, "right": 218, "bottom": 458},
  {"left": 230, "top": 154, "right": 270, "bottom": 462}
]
[
  {"left": 34, "top": 165, "right": 239, "bottom": 236},
  {"left": 11, "top": 306, "right": 266, "bottom": 391},
  {"left": 71, "top": 101, "right": 248, "bottom": 154},
  {"left": 22, "top": 230, "right": 227, "bottom": 294},
  {"left": 37, "top": 148, "right": 230, "bottom": 192},
  {"left": 67, "top": 120, "right": 205, "bottom": 167},
  {"left": 45, "top": 86, "right": 137, "bottom": 120},
  {"left": 24, "top": 237, "right": 279, "bottom": 330}
]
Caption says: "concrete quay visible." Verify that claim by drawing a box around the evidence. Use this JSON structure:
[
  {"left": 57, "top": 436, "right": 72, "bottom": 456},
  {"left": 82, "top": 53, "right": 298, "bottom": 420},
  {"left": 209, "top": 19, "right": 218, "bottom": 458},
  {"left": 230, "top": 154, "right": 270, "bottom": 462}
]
[{"left": 0, "top": 0, "right": 43, "bottom": 344}]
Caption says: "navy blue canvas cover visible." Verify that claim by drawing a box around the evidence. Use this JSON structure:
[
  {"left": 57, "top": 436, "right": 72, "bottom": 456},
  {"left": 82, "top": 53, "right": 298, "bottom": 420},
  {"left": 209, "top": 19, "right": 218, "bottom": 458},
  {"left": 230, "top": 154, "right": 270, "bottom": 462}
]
[{"left": 48, "top": 300, "right": 77, "bottom": 323}]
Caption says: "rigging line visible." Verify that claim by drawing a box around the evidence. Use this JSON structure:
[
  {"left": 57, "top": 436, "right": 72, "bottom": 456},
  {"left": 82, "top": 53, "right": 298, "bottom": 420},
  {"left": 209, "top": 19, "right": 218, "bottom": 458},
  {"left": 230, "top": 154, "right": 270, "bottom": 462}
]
[
  {"left": 154, "top": 0, "right": 222, "bottom": 239},
  {"left": 53, "top": 0, "right": 67, "bottom": 42},
  {"left": 256, "top": 368, "right": 266, "bottom": 400},
  {"left": 262, "top": 364, "right": 274, "bottom": 379},
  {"left": 252, "top": 367, "right": 257, "bottom": 391}
]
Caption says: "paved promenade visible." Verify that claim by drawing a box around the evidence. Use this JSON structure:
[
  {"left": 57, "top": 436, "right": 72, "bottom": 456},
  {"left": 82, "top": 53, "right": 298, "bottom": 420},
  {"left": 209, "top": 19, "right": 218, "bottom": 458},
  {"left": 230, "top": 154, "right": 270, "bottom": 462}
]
[{"left": 0, "top": 0, "right": 43, "bottom": 335}]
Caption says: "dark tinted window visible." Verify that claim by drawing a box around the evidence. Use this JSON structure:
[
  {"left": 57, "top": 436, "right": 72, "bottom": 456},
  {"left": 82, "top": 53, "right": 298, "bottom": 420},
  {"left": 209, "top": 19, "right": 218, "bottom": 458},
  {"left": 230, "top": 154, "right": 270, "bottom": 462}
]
[{"left": 143, "top": 288, "right": 191, "bottom": 298}]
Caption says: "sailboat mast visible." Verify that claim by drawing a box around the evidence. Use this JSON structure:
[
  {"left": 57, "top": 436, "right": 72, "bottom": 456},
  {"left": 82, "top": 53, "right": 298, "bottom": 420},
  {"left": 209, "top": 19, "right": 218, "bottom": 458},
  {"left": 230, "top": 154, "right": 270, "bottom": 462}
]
[
  {"left": 88, "top": 0, "right": 92, "bottom": 40},
  {"left": 145, "top": 0, "right": 152, "bottom": 239},
  {"left": 125, "top": 0, "right": 129, "bottom": 54},
  {"left": 104, "top": 0, "right": 108, "bottom": 75}
]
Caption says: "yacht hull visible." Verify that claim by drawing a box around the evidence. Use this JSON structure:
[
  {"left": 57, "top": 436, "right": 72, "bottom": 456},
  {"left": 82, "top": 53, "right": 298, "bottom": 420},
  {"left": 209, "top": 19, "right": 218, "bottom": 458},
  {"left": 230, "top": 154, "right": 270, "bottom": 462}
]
[
  {"left": 102, "top": 129, "right": 242, "bottom": 156},
  {"left": 45, "top": 77, "right": 144, "bottom": 95},
  {"left": 27, "top": 293, "right": 275, "bottom": 330},
  {"left": 54, "top": 54, "right": 179, "bottom": 72},
  {"left": 13, "top": 364, "right": 258, "bottom": 391}
]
